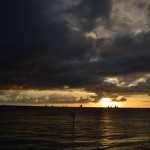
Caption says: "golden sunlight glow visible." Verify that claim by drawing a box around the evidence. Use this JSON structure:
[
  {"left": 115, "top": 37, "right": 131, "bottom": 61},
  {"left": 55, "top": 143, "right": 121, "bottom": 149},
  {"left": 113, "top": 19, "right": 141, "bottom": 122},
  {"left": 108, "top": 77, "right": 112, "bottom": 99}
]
[{"left": 100, "top": 97, "right": 117, "bottom": 108}]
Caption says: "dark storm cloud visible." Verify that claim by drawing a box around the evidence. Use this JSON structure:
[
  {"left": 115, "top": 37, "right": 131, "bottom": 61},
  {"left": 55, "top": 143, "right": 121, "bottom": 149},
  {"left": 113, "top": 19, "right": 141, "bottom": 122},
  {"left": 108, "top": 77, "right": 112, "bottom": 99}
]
[
  {"left": 67, "top": 0, "right": 112, "bottom": 31},
  {"left": 0, "top": 0, "right": 111, "bottom": 89},
  {"left": 0, "top": 0, "right": 150, "bottom": 95},
  {"left": 96, "top": 32, "right": 150, "bottom": 75}
]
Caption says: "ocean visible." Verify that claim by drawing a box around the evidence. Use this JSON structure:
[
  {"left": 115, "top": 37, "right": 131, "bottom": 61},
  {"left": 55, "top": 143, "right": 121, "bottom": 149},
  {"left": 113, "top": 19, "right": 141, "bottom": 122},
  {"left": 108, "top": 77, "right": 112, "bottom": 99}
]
[{"left": 0, "top": 106, "right": 150, "bottom": 149}]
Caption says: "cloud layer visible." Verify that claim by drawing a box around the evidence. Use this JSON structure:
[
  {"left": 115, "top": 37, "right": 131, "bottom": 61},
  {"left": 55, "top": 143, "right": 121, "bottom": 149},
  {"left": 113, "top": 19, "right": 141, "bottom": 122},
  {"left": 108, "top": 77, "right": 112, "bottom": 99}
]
[{"left": 0, "top": 0, "right": 150, "bottom": 97}]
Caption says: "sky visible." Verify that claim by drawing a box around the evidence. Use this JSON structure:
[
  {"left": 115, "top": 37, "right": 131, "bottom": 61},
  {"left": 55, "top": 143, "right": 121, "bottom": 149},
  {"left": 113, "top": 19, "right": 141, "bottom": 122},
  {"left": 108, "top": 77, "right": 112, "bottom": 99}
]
[{"left": 0, "top": 0, "right": 150, "bottom": 107}]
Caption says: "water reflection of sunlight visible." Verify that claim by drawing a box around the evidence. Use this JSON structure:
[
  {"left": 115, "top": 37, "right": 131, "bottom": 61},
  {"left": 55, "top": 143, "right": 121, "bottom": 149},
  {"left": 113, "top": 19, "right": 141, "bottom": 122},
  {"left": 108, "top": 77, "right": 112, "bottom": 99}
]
[{"left": 100, "top": 110, "right": 113, "bottom": 149}]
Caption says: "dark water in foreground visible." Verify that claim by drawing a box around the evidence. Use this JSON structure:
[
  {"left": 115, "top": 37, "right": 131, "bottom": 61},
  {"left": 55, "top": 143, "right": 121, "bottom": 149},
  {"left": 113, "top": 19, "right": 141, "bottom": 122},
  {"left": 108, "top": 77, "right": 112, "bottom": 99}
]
[{"left": 0, "top": 106, "right": 150, "bottom": 149}]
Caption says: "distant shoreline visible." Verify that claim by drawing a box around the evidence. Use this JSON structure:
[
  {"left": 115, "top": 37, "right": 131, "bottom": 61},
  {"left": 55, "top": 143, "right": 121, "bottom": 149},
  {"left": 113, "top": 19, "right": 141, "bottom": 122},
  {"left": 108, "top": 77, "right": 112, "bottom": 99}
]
[{"left": 0, "top": 104, "right": 150, "bottom": 109}]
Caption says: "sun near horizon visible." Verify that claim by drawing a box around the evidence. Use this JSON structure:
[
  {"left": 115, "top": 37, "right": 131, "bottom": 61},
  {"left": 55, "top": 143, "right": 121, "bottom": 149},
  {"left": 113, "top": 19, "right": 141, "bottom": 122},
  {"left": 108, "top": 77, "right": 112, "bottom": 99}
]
[{"left": 0, "top": 89, "right": 149, "bottom": 108}]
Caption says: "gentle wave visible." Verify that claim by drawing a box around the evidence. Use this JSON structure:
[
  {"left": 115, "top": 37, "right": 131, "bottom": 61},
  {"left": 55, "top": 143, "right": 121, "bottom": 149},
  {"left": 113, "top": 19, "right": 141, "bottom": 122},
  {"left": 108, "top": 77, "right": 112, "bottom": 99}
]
[{"left": 0, "top": 106, "right": 150, "bottom": 149}]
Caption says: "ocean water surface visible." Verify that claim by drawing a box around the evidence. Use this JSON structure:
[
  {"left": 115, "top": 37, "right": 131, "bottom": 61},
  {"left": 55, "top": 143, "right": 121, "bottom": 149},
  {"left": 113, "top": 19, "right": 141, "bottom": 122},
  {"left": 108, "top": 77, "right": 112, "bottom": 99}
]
[{"left": 0, "top": 106, "right": 150, "bottom": 149}]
